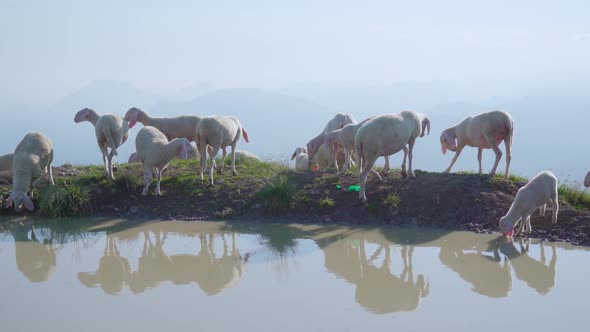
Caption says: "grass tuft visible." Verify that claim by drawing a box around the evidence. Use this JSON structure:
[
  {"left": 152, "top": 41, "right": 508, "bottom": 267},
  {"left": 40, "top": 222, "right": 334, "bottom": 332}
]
[
  {"left": 383, "top": 193, "right": 401, "bottom": 208},
  {"left": 558, "top": 184, "right": 590, "bottom": 210},
  {"left": 257, "top": 168, "right": 297, "bottom": 215},
  {"left": 38, "top": 184, "right": 91, "bottom": 218},
  {"left": 318, "top": 196, "right": 335, "bottom": 208}
]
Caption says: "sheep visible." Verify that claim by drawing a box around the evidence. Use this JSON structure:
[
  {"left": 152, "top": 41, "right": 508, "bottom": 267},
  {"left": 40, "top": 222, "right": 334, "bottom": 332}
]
[
  {"left": 440, "top": 110, "right": 513, "bottom": 180},
  {"left": 0, "top": 153, "right": 14, "bottom": 174},
  {"left": 135, "top": 126, "right": 191, "bottom": 196},
  {"left": 355, "top": 111, "right": 424, "bottom": 202},
  {"left": 4, "top": 132, "right": 54, "bottom": 212},
  {"left": 226, "top": 150, "right": 260, "bottom": 162},
  {"left": 499, "top": 171, "right": 559, "bottom": 237},
  {"left": 307, "top": 113, "right": 355, "bottom": 171},
  {"left": 128, "top": 143, "right": 200, "bottom": 164},
  {"left": 74, "top": 108, "right": 129, "bottom": 180},
  {"left": 195, "top": 115, "right": 250, "bottom": 185},
  {"left": 124, "top": 107, "right": 201, "bottom": 142},
  {"left": 584, "top": 171, "right": 590, "bottom": 188},
  {"left": 291, "top": 147, "right": 309, "bottom": 172}
]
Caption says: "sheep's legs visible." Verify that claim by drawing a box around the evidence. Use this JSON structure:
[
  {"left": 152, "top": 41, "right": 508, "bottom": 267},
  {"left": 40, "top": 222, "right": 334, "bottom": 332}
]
[
  {"left": 551, "top": 190, "right": 559, "bottom": 224},
  {"left": 331, "top": 143, "right": 340, "bottom": 173},
  {"left": 485, "top": 135, "right": 503, "bottom": 176},
  {"left": 383, "top": 156, "right": 391, "bottom": 174},
  {"left": 539, "top": 204, "right": 547, "bottom": 217},
  {"left": 107, "top": 150, "right": 115, "bottom": 180},
  {"left": 218, "top": 148, "right": 227, "bottom": 174},
  {"left": 155, "top": 168, "right": 162, "bottom": 196},
  {"left": 141, "top": 166, "right": 153, "bottom": 196},
  {"left": 359, "top": 154, "right": 378, "bottom": 203},
  {"left": 444, "top": 145, "right": 465, "bottom": 173},
  {"left": 209, "top": 147, "right": 220, "bottom": 186},
  {"left": 197, "top": 138, "right": 208, "bottom": 184},
  {"left": 230, "top": 143, "right": 238, "bottom": 175},
  {"left": 477, "top": 148, "right": 483, "bottom": 175},
  {"left": 504, "top": 134, "right": 512, "bottom": 180},
  {"left": 400, "top": 147, "right": 408, "bottom": 177},
  {"left": 407, "top": 138, "right": 416, "bottom": 177},
  {"left": 48, "top": 165, "right": 55, "bottom": 185}
]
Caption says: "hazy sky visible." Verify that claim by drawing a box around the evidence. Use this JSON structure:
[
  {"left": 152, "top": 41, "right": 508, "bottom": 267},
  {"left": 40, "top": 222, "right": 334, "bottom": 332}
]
[{"left": 1, "top": 0, "right": 589, "bottom": 104}]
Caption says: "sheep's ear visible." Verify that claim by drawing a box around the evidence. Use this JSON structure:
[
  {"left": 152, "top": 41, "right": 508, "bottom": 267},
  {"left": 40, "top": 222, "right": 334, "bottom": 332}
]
[
  {"left": 291, "top": 152, "right": 297, "bottom": 160},
  {"left": 128, "top": 109, "right": 139, "bottom": 128},
  {"left": 441, "top": 144, "right": 447, "bottom": 155},
  {"left": 24, "top": 195, "right": 34, "bottom": 211},
  {"left": 302, "top": 147, "right": 307, "bottom": 153}
]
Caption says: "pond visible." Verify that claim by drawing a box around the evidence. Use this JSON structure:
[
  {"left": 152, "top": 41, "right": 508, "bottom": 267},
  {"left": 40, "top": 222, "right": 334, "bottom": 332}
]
[{"left": 0, "top": 219, "right": 588, "bottom": 331}]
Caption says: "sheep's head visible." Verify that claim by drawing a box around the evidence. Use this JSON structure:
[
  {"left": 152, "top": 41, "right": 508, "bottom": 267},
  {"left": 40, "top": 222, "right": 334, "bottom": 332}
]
[
  {"left": 74, "top": 108, "right": 93, "bottom": 123},
  {"left": 440, "top": 129, "right": 457, "bottom": 154},
  {"left": 499, "top": 216, "right": 514, "bottom": 237},
  {"left": 420, "top": 116, "right": 431, "bottom": 138},
  {"left": 124, "top": 107, "right": 142, "bottom": 128},
  {"left": 585, "top": 171, "right": 590, "bottom": 188},
  {"left": 291, "top": 147, "right": 306, "bottom": 160},
  {"left": 4, "top": 192, "right": 34, "bottom": 212},
  {"left": 306, "top": 141, "right": 321, "bottom": 168}
]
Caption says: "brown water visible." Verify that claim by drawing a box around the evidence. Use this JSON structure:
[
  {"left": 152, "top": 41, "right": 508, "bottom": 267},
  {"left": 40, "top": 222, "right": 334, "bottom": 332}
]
[{"left": 0, "top": 219, "right": 588, "bottom": 331}]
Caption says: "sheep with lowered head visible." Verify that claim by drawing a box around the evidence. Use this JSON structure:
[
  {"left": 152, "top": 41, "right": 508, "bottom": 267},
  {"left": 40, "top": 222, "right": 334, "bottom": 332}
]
[
  {"left": 307, "top": 113, "right": 355, "bottom": 171},
  {"left": 440, "top": 110, "right": 513, "bottom": 180},
  {"left": 4, "top": 132, "right": 54, "bottom": 212},
  {"left": 0, "top": 153, "right": 14, "bottom": 174},
  {"left": 499, "top": 171, "right": 559, "bottom": 237},
  {"left": 128, "top": 143, "right": 200, "bottom": 164},
  {"left": 195, "top": 115, "right": 250, "bottom": 185},
  {"left": 135, "top": 126, "right": 191, "bottom": 196},
  {"left": 355, "top": 111, "right": 424, "bottom": 202},
  {"left": 291, "top": 147, "right": 309, "bottom": 172},
  {"left": 74, "top": 108, "right": 129, "bottom": 179},
  {"left": 125, "top": 107, "right": 201, "bottom": 142}
]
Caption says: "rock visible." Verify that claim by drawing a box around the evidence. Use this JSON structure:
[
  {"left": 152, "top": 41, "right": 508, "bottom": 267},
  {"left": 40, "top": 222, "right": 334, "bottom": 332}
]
[{"left": 217, "top": 178, "right": 225, "bottom": 184}]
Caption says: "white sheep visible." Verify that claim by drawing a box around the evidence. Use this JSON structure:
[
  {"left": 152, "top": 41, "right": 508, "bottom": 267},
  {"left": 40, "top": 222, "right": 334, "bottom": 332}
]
[
  {"left": 307, "top": 113, "right": 355, "bottom": 171},
  {"left": 584, "top": 171, "right": 590, "bottom": 188},
  {"left": 0, "top": 153, "right": 14, "bottom": 174},
  {"left": 4, "top": 132, "right": 54, "bottom": 212},
  {"left": 124, "top": 107, "right": 201, "bottom": 142},
  {"left": 499, "top": 171, "right": 559, "bottom": 237},
  {"left": 128, "top": 143, "right": 200, "bottom": 164},
  {"left": 226, "top": 150, "right": 260, "bottom": 162},
  {"left": 291, "top": 147, "right": 309, "bottom": 172},
  {"left": 440, "top": 110, "right": 513, "bottom": 180},
  {"left": 355, "top": 111, "right": 424, "bottom": 202},
  {"left": 195, "top": 115, "right": 250, "bottom": 185},
  {"left": 135, "top": 126, "right": 191, "bottom": 196},
  {"left": 74, "top": 108, "right": 129, "bottom": 180}
]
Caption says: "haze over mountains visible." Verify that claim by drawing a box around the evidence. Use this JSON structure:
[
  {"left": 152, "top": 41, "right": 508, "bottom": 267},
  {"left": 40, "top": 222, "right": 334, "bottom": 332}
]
[{"left": 1, "top": 79, "right": 589, "bottom": 182}]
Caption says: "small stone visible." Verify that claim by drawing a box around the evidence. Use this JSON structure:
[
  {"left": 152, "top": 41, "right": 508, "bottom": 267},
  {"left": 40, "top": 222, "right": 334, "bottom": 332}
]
[{"left": 217, "top": 178, "right": 225, "bottom": 184}]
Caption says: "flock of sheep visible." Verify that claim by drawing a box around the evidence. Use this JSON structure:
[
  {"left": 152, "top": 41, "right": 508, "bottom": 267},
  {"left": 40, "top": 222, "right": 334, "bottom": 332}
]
[{"left": 0, "top": 106, "right": 586, "bottom": 238}]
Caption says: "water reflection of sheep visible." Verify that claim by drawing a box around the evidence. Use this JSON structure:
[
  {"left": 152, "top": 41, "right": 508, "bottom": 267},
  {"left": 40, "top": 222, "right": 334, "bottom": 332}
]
[
  {"left": 320, "top": 236, "right": 429, "bottom": 314},
  {"left": 77, "top": 227, "right": 244, "bottom": 296},
  {"left": 12, "top": 225, "right": 56, "bottom": 283}
]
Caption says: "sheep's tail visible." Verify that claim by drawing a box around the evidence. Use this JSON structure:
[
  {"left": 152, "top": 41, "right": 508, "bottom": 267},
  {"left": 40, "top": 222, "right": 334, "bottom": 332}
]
[
  {"left": 242, "top": 128, "right": 250, "bottom": 143},
  {"left": 104, "top": 127, "right": 119, "bottom": 156}
]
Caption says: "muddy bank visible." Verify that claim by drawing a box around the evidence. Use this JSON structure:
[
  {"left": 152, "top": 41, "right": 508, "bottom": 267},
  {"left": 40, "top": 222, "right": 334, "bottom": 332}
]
[{"left": 1, "top": 161, "right": 589, "bottom": 246}]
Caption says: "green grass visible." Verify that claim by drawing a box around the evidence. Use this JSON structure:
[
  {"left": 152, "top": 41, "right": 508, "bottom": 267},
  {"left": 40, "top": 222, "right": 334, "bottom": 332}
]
[
  {"left": 257, "top": 168, "right": 297, "bottom": 215},
  {"left": 318, "top": 196, "right": 335, "bottom": 208},
  {"left": 558, "top": 184, "right": 590, "bottom": 210},
  {"left": 383, "top": 193, "right": 401, "bottom": 208},
  {"left": 38, "top": 183, "right": 91, "bottom": 218}
]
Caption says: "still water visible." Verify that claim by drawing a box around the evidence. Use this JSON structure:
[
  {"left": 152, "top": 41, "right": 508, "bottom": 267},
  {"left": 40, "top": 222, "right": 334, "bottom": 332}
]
[{"left": 0, "top": 219, "right": 588, "bottom": 331}]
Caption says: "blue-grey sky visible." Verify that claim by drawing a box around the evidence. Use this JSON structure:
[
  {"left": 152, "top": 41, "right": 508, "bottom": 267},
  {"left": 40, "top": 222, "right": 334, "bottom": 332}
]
[{"left": 1, "top": 0, "right": 590, "bottom": 105}]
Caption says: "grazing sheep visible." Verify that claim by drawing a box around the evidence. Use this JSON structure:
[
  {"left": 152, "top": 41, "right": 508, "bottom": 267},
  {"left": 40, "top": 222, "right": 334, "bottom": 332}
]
[
  {"left": 128, "top": 143, "right": 200, "bottom": 164},
  {"left": 291, "top": 147, "right": 309, "bottom": 172},
  {"left": 74, "top": 108, "right": 129, "bottom": 179},
  {"left": 499, "top": 171, "right": 559, "bottom": 237},
  {"left": 135, "top": 126, "right": 191, "bottom": 196},
  {"left": 124, "top": 107, "right": 201, "bottom": 142},
  {"left": 0, "top": 153, "right": 14, "bottom": 174},
  {"left": 4, "top": 132, "right": 54, "bottom": 212},
  {"left": 195, "top": 115, "right": 250, "bottom": 185},
  {"left": 307, "top": 113, "right": 355, "bottom": 171},
  {"left": 355, "top": 111, "right": 423, "bottom": 202},
  {"left": 440, "top": 110, "right": 513, "bottom": 179},
  {"left": 584, "top": 171, "right": 590, "bottom": 188}
]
